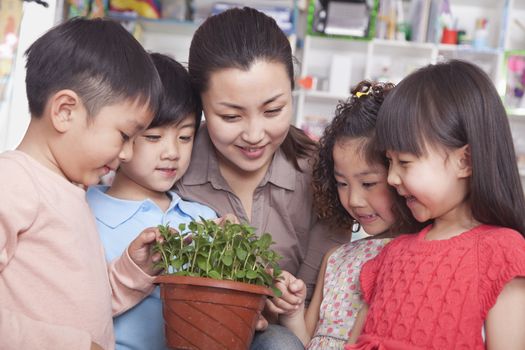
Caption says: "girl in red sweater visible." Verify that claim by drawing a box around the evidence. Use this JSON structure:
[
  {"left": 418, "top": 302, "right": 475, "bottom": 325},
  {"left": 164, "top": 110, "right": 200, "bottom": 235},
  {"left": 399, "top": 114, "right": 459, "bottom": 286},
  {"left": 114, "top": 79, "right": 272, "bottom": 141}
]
[{"left": 346, "top": 60, "right": 525, "bottom": 350}]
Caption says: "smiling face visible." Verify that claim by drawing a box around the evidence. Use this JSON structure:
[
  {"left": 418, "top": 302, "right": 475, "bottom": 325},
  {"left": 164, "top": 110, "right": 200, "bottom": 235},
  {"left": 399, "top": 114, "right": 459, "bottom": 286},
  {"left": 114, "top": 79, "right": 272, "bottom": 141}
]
[
  {"left": 386, "top": 143, "right": 471, "bottom": 224},
  {"left": 114, "top": 115, "right": 196, "bottom": 198},
  {"left": 201, "top": 60, "right": 292, "bottom": 179},
  {"left": 56, "top": 99, "right": 153, "bottom": 186},
  {"left": 333, "top": 137, "right": 396, "bottom": 235}
]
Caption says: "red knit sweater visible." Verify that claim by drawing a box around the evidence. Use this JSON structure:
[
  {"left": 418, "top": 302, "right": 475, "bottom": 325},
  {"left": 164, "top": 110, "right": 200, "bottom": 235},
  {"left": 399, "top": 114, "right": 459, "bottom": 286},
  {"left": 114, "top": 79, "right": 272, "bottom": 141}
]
[{"left": 346, "top": 224, "right": 525, "bottom": 350}]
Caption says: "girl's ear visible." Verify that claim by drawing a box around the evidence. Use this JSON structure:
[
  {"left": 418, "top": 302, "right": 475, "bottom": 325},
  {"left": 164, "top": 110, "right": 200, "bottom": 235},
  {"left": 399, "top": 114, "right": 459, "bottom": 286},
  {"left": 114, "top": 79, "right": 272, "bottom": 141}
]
[
  {"left": 456, "top": 144, "right": 472, "bottom": 178},
  {"left": 49, "top": 89, "right": 82, "bottom": 133}
]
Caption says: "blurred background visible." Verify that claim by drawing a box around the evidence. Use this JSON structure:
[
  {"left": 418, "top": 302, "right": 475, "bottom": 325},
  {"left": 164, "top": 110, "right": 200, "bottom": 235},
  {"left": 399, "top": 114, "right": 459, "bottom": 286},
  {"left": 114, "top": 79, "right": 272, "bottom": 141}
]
[{"left": 1, "top": 0, "right": 524, "bottom": 180}]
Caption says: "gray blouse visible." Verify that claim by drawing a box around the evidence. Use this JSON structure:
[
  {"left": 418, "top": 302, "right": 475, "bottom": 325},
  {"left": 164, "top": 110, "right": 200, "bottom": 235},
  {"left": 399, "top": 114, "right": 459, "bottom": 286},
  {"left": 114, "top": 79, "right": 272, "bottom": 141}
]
[{"left": 176, "top": 126, "right": 350, "bottom": 301}]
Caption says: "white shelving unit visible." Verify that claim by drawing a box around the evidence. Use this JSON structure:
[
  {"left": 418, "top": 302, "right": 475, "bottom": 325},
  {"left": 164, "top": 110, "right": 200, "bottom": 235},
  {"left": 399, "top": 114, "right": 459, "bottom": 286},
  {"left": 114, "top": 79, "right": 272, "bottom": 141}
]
[
  {"left": 133, "top": 0, "right": 298, "bottom": 64},
  {"left": 294, "top": 0, "right": 525, "bottom": 137},
  {"left": 138, "top": 19, "right": 199, "bottom": 64}
]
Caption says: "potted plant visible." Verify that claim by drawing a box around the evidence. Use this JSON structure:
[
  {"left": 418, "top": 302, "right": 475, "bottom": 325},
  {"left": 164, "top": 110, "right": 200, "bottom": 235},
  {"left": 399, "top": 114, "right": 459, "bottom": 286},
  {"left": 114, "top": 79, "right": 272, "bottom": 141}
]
[{"left": 154, "top": 218, "right": 282, "bottom": 350}]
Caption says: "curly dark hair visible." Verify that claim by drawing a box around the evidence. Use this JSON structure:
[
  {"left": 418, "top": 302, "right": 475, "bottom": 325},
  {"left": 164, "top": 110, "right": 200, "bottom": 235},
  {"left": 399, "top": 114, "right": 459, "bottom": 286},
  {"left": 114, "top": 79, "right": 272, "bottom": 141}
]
[{"left": 312, "top": 80, "right": 422, "bottom": 234}]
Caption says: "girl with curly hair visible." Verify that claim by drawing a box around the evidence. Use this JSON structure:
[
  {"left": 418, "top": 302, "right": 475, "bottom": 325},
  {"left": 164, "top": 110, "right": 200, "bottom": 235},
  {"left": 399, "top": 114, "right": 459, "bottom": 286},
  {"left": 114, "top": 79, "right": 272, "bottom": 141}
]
[{"left": 277, "top": 80, "right": 422, "bottom": 349}]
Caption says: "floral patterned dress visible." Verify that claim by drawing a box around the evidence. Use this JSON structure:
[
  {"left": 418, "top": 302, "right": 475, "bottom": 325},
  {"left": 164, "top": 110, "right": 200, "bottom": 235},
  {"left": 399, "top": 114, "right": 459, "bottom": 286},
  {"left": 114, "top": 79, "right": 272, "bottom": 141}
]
[{"left": 307, "top": 238, "right": 392, "bottom": 350}]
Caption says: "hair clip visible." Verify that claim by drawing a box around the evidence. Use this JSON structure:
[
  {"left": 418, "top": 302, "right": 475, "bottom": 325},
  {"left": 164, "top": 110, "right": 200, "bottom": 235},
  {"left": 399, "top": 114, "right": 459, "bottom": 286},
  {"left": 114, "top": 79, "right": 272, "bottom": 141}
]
[{"left": 355, "top": 90, "right": 370, "bottom": 98}]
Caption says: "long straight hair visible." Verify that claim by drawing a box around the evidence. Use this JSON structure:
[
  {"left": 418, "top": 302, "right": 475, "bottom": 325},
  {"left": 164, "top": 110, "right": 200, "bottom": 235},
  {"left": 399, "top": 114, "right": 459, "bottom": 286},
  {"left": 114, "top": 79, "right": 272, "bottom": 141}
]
[{"left": 376, "top": 60, "right": 525, "bottom": 236}]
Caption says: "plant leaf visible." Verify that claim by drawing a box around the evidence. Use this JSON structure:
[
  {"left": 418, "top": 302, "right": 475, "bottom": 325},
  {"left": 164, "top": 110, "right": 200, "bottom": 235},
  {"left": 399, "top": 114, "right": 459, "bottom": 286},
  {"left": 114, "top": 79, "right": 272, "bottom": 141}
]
[
  {"left": 236, "top": 247, "right": 248, "bottom": 260},
  {"left": 271, "top": 287, "right": 283, "bottom": 298},
  {"left": 246, "top": 269, "right": 258, "bottom": 279},
  {"left": 222, "top": 254, "right": 233, "bottom": 267},
  {"left": 208, "top": 270, "right": 221, "bottom": 279}
]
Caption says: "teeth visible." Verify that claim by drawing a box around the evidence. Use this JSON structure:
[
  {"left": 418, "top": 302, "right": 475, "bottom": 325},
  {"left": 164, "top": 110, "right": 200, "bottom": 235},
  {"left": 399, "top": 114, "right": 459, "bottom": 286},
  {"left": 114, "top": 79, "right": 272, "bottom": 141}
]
[{"left": 361, "top": 214, "right": 376, "bottom": 219}]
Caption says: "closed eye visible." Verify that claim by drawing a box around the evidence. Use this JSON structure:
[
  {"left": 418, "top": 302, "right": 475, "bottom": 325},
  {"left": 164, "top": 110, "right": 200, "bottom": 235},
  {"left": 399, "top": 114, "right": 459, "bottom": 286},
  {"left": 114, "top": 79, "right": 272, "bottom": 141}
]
[
  {"left": 220, "top": 115, "right": 240, "bottom": 122},
  {"left": 179, "top": 135, "right": 193, "bottom": 142},
  {"left": 144, "top": 135, "right": 161, "bottom": 141},
  {"left": 265, "top": 107, "right": 284, "bottom": 117}
]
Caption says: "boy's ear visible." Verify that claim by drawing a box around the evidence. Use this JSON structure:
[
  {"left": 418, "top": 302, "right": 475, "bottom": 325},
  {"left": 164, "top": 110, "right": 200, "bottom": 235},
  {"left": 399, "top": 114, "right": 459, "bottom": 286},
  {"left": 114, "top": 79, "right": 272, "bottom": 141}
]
[
  {"left": 456, "top": 144, "right": 472, "bottom": 178},
  {"left": 49, "top": 89, "right": 82, "bottom": 133}
]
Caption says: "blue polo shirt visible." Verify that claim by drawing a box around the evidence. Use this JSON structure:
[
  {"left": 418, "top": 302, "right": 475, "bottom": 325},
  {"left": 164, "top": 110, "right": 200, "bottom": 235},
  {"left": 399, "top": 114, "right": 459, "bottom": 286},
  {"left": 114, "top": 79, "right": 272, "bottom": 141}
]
[{"left": 86, "top": 185, "right": 217, "bottom": 350}]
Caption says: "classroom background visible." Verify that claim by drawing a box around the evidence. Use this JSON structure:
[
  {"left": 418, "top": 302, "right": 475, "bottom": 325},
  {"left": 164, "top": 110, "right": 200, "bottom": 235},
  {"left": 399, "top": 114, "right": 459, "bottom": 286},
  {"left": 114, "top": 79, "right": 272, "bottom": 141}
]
[{"left": 1, "top": 0, "right": 524, "bottom": 183}]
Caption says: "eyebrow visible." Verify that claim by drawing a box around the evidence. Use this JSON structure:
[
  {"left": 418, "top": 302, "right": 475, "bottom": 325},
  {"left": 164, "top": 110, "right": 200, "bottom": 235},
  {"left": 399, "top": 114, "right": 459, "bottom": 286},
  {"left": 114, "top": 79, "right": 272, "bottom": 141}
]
[
  {"left": 134, "top": 122, "right": 146, "bottom": 132},
  {"left": 334, "top": 170, "right": 380, "bottom": 177},
  {"left": 178, "top": 121, "right": 196, "bottom": 129},
  {"left": 218, "top": 93, "right": 285, "bottom": 110}
]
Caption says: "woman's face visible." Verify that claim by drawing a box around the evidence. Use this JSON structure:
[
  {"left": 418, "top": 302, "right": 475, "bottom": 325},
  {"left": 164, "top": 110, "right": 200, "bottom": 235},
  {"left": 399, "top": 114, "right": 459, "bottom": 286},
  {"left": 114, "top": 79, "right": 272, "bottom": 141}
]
[{"left": 201, "top": 60, "right": 292, "bottom": 177}]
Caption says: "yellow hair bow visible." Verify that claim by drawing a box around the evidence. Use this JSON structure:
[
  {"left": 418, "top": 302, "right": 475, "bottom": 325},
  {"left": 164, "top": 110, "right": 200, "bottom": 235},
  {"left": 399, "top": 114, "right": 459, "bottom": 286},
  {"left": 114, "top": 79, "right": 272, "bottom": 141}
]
[{"left": 355, "top": 90, "right": 371, "bottom": 98}]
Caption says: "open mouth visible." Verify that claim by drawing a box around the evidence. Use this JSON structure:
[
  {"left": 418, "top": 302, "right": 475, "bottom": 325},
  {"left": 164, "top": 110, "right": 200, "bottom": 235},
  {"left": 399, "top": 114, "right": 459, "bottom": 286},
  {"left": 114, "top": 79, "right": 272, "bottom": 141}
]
[
  {"left": 157, "top": 168, "right": 177, "bottom": 176},
  {"left": 357, "top": 213, "right": 378, "bottom": 224},
  {"left": 237, "top": 145, "right": 265, "bottom": 159}
]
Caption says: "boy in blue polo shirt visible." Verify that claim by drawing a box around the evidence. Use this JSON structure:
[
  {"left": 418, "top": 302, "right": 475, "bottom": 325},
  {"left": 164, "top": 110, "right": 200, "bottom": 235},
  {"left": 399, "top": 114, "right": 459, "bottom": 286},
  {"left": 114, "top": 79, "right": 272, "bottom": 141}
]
[{"left": 86, "top": 53, "right": 216, "bottom": 350}]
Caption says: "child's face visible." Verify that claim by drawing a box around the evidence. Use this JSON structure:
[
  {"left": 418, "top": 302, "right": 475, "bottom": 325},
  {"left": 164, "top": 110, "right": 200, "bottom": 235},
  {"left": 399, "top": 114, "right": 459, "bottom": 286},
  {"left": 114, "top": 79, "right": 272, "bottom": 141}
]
[
  {"left": 59, "top": 99, "right": 153, "bottom": 186},
  {"left": 201, "top": 60, "right": 292, "bottom": 178},
  {"left": 116, "top": 115, "right": 196, "bottom": 196},
  {"left": 386, "top": 144, "right": 470, "bottom": 223},
  {"left": 333, "top": 137, "right": 396, "bottom": 235}
]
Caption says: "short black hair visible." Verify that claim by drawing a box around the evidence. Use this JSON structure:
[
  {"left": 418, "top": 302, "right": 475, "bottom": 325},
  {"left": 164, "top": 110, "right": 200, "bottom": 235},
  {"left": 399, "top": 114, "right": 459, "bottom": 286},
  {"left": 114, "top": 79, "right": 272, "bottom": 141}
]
[
  {"left": 25, "top": 17, "right": 162, "bottom": 118},
  {"left": 148, "top": 53, "right": 202, "bottom": 130}
]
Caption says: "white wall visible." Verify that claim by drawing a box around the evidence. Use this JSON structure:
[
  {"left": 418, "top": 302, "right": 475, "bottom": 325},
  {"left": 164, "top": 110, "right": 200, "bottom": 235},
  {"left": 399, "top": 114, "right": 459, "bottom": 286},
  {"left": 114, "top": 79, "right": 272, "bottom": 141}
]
[{"left": 0, "top": 0, "right": 60, "bottom": 151}]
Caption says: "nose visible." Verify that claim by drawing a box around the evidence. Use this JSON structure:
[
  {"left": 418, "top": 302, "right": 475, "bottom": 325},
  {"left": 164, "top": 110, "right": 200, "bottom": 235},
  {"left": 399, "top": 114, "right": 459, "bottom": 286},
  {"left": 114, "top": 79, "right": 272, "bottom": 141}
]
[
  {"left": 387, "top": 166, "right": 401, "bottom": 187},
  {"left": 348, "top": 187, "right": 365, "bottom": 208},
  {"left": 161, "top": 138, "right": 180, "bottom": 160},
  {"left": 118, "top": 139, "right": 134, "bottom": 163},
  {"left": 241, "top": 117, "right": 265, "bottom": 145}
]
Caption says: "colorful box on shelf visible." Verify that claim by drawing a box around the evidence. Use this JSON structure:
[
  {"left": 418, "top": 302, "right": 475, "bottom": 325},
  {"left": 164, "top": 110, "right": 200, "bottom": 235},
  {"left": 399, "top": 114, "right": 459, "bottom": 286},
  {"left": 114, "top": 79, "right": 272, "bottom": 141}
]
[{"left": 307, "top": 0, "right": 378, "bottom": 40}]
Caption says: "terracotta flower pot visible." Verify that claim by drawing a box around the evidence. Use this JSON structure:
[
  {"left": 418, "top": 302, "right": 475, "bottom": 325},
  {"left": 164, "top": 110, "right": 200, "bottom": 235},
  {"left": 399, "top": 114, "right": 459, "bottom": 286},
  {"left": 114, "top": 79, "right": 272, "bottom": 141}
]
[{"left": 155, "top": 275, "right": 274, "bottom": 350}]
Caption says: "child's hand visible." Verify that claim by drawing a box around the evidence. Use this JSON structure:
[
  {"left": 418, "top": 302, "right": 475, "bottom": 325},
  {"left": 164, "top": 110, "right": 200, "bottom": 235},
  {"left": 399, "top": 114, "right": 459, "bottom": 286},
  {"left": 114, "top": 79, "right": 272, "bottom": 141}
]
[
  {"left": 128, "top": 227, "right": 163, "bottom": 276},
  {"left": 266, "top": 270, "right": 306, "bottom": 317},
  {"left": 213, "top": 213, "right": 240, "bottom": 225}
]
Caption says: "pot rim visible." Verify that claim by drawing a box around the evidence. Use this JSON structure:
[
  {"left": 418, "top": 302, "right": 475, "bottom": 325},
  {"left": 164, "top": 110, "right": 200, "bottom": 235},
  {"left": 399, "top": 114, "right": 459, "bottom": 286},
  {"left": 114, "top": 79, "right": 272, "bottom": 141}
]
[{"left": 155, "top": 275, "right": 274, "bottom": 297}]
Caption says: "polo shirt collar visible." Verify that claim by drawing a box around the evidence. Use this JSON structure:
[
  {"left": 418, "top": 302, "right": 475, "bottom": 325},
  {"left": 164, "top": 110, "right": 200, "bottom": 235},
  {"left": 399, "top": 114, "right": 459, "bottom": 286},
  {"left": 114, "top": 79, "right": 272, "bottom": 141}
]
[{"left": 87, "top": 185, "right": 182, "bottom": 228}]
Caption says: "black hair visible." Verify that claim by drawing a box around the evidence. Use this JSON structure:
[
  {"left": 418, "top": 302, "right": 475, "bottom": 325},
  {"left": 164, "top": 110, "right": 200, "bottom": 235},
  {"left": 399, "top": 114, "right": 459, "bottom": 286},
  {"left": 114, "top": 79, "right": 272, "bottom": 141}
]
[
  {"left": 313, "top": 80, "right": 422, "bottom": 233},
  {"left": 376, "top": 59, "right": 525, "bottom": 236},
  {"left": 148, "top": 53, "right": 202, "bottom": 130},
  {"left": 188, "top": 7, "right": 317, "bottom": 170},
  {"left": 25, "top": 17, "right": 162, "bottom": 118}
]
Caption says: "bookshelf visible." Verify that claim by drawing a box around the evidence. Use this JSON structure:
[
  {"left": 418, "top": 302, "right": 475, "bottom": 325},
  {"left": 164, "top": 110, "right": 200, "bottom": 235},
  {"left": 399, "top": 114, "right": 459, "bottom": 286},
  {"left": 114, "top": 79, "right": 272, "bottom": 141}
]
[
  {"left": 122, "top": 0, "right": 299, "bottom": 64},
  {"left": 295, "top": 0, "right": 525, "bottom": 139}
]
